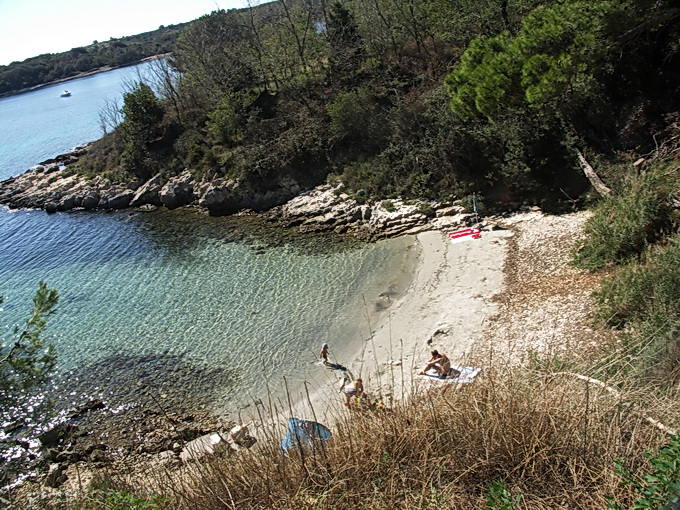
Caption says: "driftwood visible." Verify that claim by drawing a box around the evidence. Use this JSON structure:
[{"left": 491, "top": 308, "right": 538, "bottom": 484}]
[
  {"left": 548, "top": 371, "right": 676, "bottom": 436},
  {"left": 577, "top": 149, "right": 613, "bottom": 197}
]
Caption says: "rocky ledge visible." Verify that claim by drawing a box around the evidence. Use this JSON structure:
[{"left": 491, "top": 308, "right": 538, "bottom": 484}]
[{"left": 0, "top": 145, "right": 487, "bottom": 240}]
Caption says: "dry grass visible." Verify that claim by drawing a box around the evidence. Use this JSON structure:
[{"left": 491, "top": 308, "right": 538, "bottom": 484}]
[{"left": 98, "top": 352, "right": 676, "bottom": 510}]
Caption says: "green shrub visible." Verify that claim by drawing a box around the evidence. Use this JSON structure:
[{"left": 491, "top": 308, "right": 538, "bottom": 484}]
[
  {"left": 103, "top": 490, "right": 164, "bottom": 510},
  {"left": 327, "top": 90, "right": 390, "bottom": 154},
  {"left": 572, "top": 164, "right": 679, "bottom": 270},
  {"left": 459, "top": 193, "right": 485, "bottom": 214},
  {"left": 484, "top": 479, "right": 522, "bottom": 510},
  {"left": 206, "top": 91, "right": 256, "bottom": 146},
  {"left": 608, "top": 432, "right": 680, "bottom": 510},
  {"left": 593, "top": 233, "right": 680, "bottom": 379},
  {"left": 416, "top": 201, "right": 436, "bottom": 217},
  {"left": 595, "top": 235, "right": 680, "bottom": 328},
  {"left": 381, "top": 200, "right": 396, "bottom": 212}
]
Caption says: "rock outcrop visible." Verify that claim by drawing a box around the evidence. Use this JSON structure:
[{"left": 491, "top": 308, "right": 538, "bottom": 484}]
[
  {"left": 263, "top": 185, "right": 475, "bottom": 240},
  {"left": 0, "top": 145, "right": 484, "bottom": 240}
]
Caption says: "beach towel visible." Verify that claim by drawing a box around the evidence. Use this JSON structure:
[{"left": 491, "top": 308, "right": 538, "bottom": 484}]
[
  {"left": 448, "top": 228, "right": 481, "bottom": 244},
  {"left": 420, "top": 365, "right": 481, "bottom": 384}
]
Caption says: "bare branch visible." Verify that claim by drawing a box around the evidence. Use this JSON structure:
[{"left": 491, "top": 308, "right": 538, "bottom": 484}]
[{"left": 577, "top": 149, "right": 612, "bottom": 197}]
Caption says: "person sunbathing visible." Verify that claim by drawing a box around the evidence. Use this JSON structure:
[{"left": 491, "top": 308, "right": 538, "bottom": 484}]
[{"left": 418, "top": 350, "right": 451, "bottom": 377}]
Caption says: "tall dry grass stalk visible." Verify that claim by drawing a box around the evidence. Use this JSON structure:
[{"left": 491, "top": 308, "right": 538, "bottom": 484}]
[{"left": 120, "top": 345, "right": 678, "bottom": 510}]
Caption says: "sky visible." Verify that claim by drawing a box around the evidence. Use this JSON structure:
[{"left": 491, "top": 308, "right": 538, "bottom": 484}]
[{"left": 0, "top": 0, "right": 253, "bottom": 66}]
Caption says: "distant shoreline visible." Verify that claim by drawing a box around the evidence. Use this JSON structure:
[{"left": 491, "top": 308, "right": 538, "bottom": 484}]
[{"left": 0, "top": 54, "right": 169, "bottom": 99}]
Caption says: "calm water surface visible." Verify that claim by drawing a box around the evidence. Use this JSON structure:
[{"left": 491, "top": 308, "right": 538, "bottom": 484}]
[{"left": 0, "top": 65, "right": 418, "bottom": 417}]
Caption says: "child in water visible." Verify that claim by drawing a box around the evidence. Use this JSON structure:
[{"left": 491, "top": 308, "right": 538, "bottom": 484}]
[{"left": 320, "top": 343, "right": 329, "bottom": 365}]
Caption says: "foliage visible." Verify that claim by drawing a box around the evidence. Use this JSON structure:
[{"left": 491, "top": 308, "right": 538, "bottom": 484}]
[
  {"left": 594, "top": 234, "right": 680, "bottom": 329},
  {"left": 326, "top": 1, "right": 364, "bottom": 84},
  {"left": 119, "top": 83, "right": 166, "bottom": 180},
  {"left": 446, "top": 32, "right": 518, "bottom": 121},
  {"left": 445, "top": 0, "right": 619, "bottom": 121},
  {"left": 206, "top": 90, "right": 257, "bottom": 146},
  {"left": 1, "top": 283, "right": 59, "bottom": 486},
  {"left": 30, "top": 0, "right": 679, "bottom": 214},
  {"left": 0, "top": 282, "right": 59, "bottom": 396},
  {"left": 416, "top": 201, "right": 435, "bottom": 217},
  {"left": 592, "top": 233, "right": 680, "bottom": 381},
  {"left": 103, "top": 490, "right": 164, "bottom": 510},
  {"left": 484, "top": 479, "right": 523, "bottom": 510},
  {"left": 426, "top": 0, "right": 542, "bottom": 44},
  {"left": 380, "top": 200, "right": 396, "bottom": 212},
  {"left": 172, "top": 9, "right": 256, "bottom": 106},
  {"left": 327, "top": 89, "right": 390, "bottom": 154},
  {"left": 459, "top": 193, "right": 485, "bottom": 214},
  {"left": 608, "top": 433, "right": 680, "bottom": 510},
  {"left": 572, "top": 163, "right": 679, "bottom": 270}
]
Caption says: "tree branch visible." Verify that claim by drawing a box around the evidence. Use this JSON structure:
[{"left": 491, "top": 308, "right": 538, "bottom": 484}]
[
  {"left": 548, "top": 371, "right": 676, "bottom": 437},
  {"left": 616, "top": 8, "right": 680, "bottom": 45},
  {"left": 577, "top": 149, "right": 612, "bottom": 197}
]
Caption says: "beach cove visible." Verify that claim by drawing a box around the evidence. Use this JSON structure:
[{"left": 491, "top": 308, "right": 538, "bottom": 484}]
[
  {"left": 0, "top": 58, "right": 603, "bottom": 499},
  {"left": 13, "top": 205, "right": 601, "bottom": 506}
]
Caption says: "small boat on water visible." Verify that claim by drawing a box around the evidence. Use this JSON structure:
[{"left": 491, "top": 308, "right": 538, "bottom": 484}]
[{"left": 60, "top": 90, "right": 71, "bottom": 97}]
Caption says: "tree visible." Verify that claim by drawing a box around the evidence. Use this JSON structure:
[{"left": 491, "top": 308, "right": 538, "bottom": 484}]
[
  {"left": 172, "top": 9, "right": 256, "bottom": 106},
  {"left": 445, "top": 0, "right": 618, "bottom": 121},
  {"left": 1, "top": 283, "right": 59, "bottom": 488},
  {"left": 326, "top": 1, "right": 364, "bottom": 83},
  {"left": 0, "top": 282, "right": 59, "bottom": 401},
  {"left": 119, "top": 83, "right": 166, "bottom": 179},
  {"left": 207, "top": 90, "right": 257, "bottom": 146}
]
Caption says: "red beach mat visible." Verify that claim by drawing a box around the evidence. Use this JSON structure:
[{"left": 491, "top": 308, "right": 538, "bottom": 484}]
[{"left": 448, "top": 228, "right": 481, "bottom": 243}]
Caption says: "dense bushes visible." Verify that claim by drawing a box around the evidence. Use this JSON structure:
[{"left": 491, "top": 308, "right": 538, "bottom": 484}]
[
  {"left": 119, "top": 84, "right": 167, "bottom": 180},
  {"left": 571, "top": 158, "right": 680, "bottom": 383},
  {"left": 573, "top": 163, "right": 680, "bottom": 270},
  {"left": 594, "top": 234, "right": 680, "bottom": 381}
]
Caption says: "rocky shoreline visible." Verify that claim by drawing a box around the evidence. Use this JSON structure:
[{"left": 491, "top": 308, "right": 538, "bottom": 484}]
[{"left": 0, "top": 144, "right": 486, "bottom": 240}]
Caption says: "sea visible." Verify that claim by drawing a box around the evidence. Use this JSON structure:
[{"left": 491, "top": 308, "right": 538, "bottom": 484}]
[{"left": 0, "top": 63, "right": 418, "bottom": 420}]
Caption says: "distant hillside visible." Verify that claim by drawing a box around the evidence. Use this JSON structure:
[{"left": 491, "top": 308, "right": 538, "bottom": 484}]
[{"left": 0, "top": 22, "right": 188, "bottom": 95}]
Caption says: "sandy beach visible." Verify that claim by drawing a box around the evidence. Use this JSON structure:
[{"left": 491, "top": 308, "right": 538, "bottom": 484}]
[
  {"left": 269, "top": 224, "right": 513, "bottom": 430},
  {"left": 266, "top": 210, "right": 598, "bottom": 438}
]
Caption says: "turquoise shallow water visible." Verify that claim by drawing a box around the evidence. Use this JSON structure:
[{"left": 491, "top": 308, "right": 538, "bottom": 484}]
[
  {"left": 0, "top": 206, "right": 416, "bottom": 414},
  {"left": 0, "top": 66, "right": 418, "bottom": 418}
]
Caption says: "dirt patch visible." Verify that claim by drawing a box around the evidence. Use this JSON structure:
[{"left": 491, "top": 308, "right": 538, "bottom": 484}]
[{"left": 481, "top": 211, "right": 615, "bottom": 362}]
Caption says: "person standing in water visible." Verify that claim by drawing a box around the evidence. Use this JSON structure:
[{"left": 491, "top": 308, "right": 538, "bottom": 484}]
[{"left": 320, "top": 343, "right": 329, "bottom": 365}]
